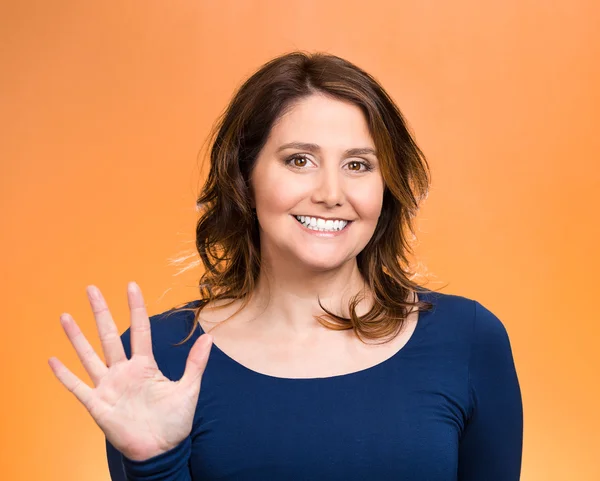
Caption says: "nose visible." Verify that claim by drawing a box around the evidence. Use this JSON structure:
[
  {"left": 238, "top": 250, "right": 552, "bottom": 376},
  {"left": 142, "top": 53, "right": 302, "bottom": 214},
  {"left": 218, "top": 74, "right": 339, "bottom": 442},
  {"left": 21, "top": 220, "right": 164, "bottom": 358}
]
[{"left": 311, "top": 164, "right": 345, "bottom": 207}]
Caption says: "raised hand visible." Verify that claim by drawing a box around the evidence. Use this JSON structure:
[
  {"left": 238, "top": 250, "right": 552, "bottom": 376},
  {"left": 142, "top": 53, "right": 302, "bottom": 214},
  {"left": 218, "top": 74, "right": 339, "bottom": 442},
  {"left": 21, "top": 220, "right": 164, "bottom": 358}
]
[{"left": 48, "top": 282, "right": 213, "bottom": 461}]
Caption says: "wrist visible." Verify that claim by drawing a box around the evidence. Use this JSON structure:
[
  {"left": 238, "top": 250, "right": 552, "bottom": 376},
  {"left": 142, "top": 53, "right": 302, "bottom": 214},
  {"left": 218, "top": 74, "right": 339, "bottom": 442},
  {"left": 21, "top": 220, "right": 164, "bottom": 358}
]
[
  {"left": 122, "top": 438, "right": 183, "bottom": 462},
  {"left": 122, "top": 437, "right": 192, "bottom": 477}
]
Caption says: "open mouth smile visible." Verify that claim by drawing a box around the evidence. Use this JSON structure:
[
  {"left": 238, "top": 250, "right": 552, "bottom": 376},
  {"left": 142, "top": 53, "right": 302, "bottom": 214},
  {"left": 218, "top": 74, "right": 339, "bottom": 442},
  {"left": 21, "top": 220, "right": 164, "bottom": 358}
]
[{"left": 291, "top": 215, "right": 352, "bottom": 235}]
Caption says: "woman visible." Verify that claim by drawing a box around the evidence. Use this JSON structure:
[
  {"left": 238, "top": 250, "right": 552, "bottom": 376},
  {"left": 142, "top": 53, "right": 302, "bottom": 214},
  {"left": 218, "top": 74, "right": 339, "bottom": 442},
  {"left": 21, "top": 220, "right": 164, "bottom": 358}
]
[{"left": 49, "top": 51, "right": 523, "bottom": 480}]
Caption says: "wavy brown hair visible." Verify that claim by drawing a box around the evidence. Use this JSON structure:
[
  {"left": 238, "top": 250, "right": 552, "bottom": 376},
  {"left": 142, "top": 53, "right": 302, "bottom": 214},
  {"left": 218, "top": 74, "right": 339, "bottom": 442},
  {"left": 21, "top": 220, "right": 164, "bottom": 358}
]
[{"left": 168, "top": 50, "right": 436, "bottom": 345}]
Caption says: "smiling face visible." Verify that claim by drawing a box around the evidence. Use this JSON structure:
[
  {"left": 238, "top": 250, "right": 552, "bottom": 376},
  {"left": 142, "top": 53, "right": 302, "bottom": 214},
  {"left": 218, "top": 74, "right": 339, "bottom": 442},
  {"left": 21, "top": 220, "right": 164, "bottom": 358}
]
[{"left": 249, "top": 93, "right": 385, "bottom": 272}]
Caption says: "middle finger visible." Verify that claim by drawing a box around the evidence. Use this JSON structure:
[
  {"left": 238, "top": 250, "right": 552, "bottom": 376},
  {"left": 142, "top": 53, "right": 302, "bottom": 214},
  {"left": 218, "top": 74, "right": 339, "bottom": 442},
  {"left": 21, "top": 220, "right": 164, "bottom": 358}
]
[{"left": 87, "top": 285, "right": 127, "bottom": 366}]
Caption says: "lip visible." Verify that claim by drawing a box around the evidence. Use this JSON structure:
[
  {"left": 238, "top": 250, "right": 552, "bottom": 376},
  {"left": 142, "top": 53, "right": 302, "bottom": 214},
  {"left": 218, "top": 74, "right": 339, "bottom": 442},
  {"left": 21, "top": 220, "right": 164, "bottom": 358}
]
[
  {"left": 293, "top": 215, "right": 351, "bottom": 222},
  {"left": 290, "top": 215, "right": 351, "bottom": 238}
]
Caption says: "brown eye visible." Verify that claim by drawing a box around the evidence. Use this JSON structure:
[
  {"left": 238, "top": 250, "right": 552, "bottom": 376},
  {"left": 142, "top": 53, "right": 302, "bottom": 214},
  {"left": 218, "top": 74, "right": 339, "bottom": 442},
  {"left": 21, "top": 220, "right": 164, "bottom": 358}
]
[
  {"left": 346, "top": 160, "right": 372, "bottom": 172},
  {"left": 286, "top": 154, "right": 310, "bottom": 168}
]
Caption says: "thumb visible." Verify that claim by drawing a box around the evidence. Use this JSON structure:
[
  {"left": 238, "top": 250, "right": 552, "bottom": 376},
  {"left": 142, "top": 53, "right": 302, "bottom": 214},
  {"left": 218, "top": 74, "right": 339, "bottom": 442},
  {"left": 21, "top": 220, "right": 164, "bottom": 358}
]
[{"left": 179, "top": 333, "right": 213, "bottom": 393}]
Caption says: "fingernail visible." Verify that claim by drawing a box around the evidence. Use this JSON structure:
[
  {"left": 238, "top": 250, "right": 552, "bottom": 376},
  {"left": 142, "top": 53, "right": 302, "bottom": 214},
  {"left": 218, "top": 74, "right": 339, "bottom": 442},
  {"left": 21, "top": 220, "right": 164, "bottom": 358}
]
[
  {"left": 87, "top": 286, "right": 100, "bottom": 300},
  {"left": 128, "top": 282, "right": 138, "bottom": 293}
]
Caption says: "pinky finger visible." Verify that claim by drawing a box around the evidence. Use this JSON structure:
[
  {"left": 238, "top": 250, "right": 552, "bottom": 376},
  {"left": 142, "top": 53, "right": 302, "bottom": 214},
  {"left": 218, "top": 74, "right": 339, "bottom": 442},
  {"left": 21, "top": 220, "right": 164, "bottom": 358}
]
[{"left": 48, "top": 357, "right": 93, "bottom": 408}]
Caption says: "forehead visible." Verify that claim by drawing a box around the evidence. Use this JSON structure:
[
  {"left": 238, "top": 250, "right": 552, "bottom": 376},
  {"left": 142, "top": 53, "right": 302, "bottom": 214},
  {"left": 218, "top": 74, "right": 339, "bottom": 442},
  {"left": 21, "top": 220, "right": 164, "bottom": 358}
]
[{"left": 266, "top": 94, "right": 375, "bottom": 149}]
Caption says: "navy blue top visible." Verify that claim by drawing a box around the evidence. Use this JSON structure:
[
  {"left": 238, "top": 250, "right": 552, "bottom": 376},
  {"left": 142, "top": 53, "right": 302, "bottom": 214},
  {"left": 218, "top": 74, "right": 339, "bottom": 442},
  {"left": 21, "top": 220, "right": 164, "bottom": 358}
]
[{"left": 106, "top": 289, "right": 523, "bottom": 480}]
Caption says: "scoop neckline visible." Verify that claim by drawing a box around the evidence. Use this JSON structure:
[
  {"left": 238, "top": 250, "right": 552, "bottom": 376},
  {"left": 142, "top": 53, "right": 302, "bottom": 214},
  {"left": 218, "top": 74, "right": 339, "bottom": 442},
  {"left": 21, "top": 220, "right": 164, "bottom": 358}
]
[{"left": 195, "top": 289, "right": 435, "bottom": 382}]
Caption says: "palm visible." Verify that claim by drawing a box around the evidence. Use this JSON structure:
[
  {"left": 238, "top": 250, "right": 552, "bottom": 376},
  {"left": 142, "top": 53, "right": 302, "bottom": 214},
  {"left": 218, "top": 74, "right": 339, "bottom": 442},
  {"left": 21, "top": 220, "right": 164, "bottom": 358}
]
[
  {"left": 48, "top": 283, "right": 213, "bottom": 461},
  {"left": 88, "top": 355, "right": 192, "bottom": 460}
]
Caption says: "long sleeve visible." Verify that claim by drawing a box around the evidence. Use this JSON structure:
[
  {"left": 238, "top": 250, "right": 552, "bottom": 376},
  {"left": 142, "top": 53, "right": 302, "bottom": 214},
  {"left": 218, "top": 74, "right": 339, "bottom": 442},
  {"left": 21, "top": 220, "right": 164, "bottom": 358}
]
[
  {"left": 107, "top": 437, "right": 192, "bottom": 481},
  {"left": 106, "top": 325, "right": 194, "bottom": 481},
  {"left": 457, "top": 301, "right": 524, "bottom": 480}
]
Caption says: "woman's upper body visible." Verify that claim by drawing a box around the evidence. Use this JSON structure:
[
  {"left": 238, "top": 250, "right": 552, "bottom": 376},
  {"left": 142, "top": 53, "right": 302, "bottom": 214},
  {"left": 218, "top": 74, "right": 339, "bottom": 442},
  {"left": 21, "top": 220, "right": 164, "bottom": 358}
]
[
  {"left": 107, "top": 288, "right": 523, "bottom": 480},
  {"left": 104, "top": 52, "right": 523, "bottom": 478},
  {"left": 49, "top": 51, "right": 523, "bottom": 481}
]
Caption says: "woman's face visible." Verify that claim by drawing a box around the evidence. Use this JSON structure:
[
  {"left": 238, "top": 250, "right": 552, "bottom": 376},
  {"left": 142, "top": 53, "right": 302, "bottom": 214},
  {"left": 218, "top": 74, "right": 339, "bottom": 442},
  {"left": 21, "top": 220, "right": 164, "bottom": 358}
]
[{"left": 250, "top": 93, "right": 385, "bottom": 272}]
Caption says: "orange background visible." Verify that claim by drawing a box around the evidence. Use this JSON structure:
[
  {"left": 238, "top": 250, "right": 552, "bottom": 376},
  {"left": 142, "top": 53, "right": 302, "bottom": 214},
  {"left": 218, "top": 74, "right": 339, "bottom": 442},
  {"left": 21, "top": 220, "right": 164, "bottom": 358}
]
[{"left": 1, "top": 1, "right": 599, "bottom": 479}]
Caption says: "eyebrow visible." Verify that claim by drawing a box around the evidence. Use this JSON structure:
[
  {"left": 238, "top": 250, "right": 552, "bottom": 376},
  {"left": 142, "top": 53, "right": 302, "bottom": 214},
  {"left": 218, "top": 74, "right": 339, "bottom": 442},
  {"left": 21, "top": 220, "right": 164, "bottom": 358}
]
[{"left": 276, "top": 142, "right": 377, "bottom": 157}]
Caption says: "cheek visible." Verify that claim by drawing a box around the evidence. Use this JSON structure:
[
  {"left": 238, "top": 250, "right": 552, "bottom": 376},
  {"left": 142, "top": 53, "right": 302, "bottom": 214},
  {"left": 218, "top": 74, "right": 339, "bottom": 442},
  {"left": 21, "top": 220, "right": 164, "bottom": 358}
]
[
  {"left": 349, "top": 183, "right": 384, "bottom": 220},
  {"left": 255, "top": 172, "right": 307, "bottom": 212}
]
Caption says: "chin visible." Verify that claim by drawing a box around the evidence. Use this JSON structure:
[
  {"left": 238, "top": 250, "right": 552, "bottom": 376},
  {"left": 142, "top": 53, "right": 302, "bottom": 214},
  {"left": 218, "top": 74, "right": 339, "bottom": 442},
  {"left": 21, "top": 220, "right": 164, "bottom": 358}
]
[{"left": 294, "top": 253, "right": 351, "bottom": 272}]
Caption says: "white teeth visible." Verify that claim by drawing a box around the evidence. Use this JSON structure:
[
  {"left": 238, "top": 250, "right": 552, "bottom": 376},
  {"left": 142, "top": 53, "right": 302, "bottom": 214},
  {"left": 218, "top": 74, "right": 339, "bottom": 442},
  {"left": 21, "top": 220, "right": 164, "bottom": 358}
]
[{"left": 294, "top": 216, "right": 349, "bottom": 232}]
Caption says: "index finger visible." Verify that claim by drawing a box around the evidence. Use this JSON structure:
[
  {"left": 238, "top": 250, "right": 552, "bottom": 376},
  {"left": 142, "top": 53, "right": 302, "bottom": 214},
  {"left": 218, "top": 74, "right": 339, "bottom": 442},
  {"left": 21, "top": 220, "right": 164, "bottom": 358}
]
[{"left": 127, "top": 282, "right": 153, "bottom": 358}]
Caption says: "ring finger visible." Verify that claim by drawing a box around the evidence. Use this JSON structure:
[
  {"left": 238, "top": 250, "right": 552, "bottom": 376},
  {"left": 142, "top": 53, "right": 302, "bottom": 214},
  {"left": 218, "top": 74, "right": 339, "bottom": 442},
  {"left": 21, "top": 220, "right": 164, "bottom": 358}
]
[{"left": 59, "top": 313, "right": 108, "bottom": 385}]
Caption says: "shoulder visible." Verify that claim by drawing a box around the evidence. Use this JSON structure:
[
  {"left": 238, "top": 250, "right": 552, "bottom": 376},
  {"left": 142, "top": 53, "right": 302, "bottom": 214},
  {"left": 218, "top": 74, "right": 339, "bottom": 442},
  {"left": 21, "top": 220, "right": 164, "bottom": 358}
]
[
  {"left": 119, "top": 300, "right": 202, "bottom": 380},
  {"left": 471, "top": 299, "right": 512, "bottom": 346},
  {"left": 419, "top": 289, "right": 513, "bottom": 351},
  {"left": 440, "top": 294, "right": 517, "bottom": 375},
  {"left": 422, "top": 289, "right": 508, "bottom": 331}
]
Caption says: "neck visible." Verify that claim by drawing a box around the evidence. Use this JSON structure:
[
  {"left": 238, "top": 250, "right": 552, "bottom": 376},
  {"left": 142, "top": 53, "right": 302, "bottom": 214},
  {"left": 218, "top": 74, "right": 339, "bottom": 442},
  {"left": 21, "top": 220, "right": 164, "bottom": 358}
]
[{"left": 247, "top": 256, "right": 373, "bottom": 337}]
